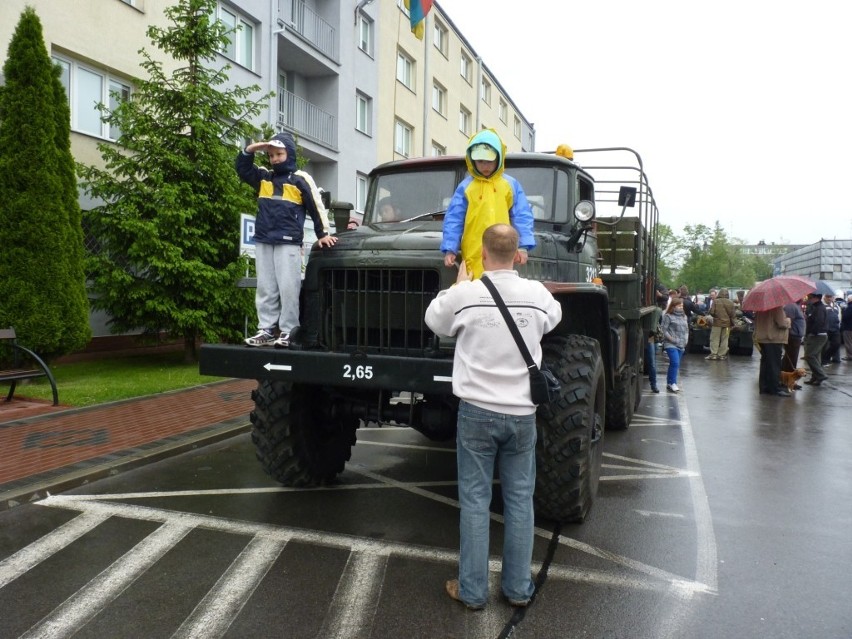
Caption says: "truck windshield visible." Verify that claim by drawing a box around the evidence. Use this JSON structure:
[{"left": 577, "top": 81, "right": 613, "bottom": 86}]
[
  {"left": 366, "top": 165, "right": 570, "bottom": 224},
  {"left": 368, "top": 170, "right": 459, "bottom": 223}
]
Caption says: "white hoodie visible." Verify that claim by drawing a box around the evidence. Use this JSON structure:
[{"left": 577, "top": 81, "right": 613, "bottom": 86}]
[{"left": 425, "top": 269, "right": 562, "bottom": 415}]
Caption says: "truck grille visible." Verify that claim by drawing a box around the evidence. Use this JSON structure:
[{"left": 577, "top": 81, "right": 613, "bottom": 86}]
[{"left": 319, "top": 268, "right": 442, "bottom": 354}]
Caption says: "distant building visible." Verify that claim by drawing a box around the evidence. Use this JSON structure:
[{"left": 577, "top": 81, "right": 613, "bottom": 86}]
[
  {"left": 733, "top": 240, "right": 807, "bottom": 258},
  {"left": 773, "top": 240, "right": 852, "bottom": 293}
]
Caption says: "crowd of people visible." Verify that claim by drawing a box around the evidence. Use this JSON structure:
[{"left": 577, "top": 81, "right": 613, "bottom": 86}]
[{"left": 653, "top": 280, "right": 851, "bottom": 397}]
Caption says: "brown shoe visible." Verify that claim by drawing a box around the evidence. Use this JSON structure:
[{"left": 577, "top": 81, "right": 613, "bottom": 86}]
[{"left": 445, "top": 579, "right": 484, "bottom": 611}]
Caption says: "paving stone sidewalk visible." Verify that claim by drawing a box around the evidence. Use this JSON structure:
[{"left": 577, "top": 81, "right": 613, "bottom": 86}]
[{"left": 0, "top": 378, "right": 256, "bottom": 510}]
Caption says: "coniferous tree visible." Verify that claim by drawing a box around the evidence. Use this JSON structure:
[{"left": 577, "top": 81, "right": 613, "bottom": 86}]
[
  {"left": 0, "top": 7, "right": 90, "bottom": 358},
  {"left": 77, "top": 0, "right": 268, "bottom": 362}
]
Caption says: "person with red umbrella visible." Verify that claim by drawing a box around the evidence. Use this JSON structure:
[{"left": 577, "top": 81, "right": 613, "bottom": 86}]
[{"left": 754, "top": 306, "right": 792, "bottom": 396}]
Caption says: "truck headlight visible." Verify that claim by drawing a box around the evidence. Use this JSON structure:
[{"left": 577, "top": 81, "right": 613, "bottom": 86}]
[{"left": 574, "top": 200, "right": 594, "bottom": 222}]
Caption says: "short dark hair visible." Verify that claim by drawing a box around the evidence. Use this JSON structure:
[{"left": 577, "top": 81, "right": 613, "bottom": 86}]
[{"left": 482, "top": 224, "right": 518, "bottom": 262}]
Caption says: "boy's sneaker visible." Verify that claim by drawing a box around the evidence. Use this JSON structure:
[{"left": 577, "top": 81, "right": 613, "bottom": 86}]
[
  {"left": 245, "top": 329, "right": 276, "bottom": 347},
  {"left": 273, "top": 332, "right": 290, "bottom": 349},
  {"left": 667, "top": 383, "right": 680, "bottom": 393}
]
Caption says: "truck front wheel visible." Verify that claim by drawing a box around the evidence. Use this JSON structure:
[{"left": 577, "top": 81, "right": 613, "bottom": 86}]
[
  {"left": 534, "top": 335, "right": 606, "bottom": 523},
  {"left": 250, "top": 380, "right": 359, "bottom": 487}
]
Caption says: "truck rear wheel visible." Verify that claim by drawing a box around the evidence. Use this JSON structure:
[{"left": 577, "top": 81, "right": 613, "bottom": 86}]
[
  {"left": 606, "top": 363, "right": 635, "bottom": 431},
  {"left": 250, "top": 380, "right": 359, "bottom": 487},
  {"left": 534, "top": 335, "right": 606, "bottom": 523}
]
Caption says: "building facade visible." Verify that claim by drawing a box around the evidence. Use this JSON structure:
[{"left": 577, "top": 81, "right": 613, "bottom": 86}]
[
  {"left": 773, "top": 240, "right": 852, "bottom": 293},
  {"left": 0, "top": 0, "right": 535, "bottom": 218}
]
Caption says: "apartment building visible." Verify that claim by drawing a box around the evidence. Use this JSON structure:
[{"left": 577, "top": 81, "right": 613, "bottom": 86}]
[{"left": 0, "top": 0, "right": 534, "bottom": 216}]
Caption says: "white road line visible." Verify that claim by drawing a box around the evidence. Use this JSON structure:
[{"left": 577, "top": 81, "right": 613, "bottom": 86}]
[
  {"left": 20, "top": 522, "right": 192, "bottom": 639},
  {"left": 319, "top": 551, "right": 388, "bottom": 639},
  {"left": 635, "top": 510, "right": 686, "bottom": 519},
  {"left": 36, "top": 496, "right": 711, "bottom": 595},
  {"left": 172, "top": 535, "right": 286, "bottom": 639},
  {"left": 0, "top": 511, "right": 109, "bottom": 589},
  {"left": 355, "top": 439, "right": 455, "bottom": 453}
]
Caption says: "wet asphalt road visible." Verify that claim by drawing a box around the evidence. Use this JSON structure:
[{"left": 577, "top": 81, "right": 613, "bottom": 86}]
[{"left": 0, "top": 351, "right": 850, "bottom": 639}]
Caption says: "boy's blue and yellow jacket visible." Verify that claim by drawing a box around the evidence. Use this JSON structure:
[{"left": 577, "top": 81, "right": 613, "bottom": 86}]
[
  {"left": 440, "top": 129, "right": 535, "bottom": 278},
  {"left": 235, "top": 136, "right": 329, "bottom": 246}
]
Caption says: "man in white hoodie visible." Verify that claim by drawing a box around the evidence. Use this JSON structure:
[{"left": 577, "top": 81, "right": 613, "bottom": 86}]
[{"left": 425, "top": 224, "right": 561, "bottom": 611}]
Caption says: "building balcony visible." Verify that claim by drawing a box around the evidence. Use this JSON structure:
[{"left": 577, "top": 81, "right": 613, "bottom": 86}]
[
  {"left": 284, "top": 0, "right": 337, "bottom": 62},
  {"left": 278, "top": 89, "right": 337, "bottom": 150}
]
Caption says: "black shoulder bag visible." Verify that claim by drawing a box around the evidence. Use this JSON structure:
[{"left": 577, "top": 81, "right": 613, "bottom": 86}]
[{"left": 480, "top": 275, "right": 561, "bottom": 405}]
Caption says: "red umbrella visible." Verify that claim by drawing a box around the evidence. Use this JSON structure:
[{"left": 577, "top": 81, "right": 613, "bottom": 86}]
[{"left": 741, "top": 276, "right": 816, "bottom": 312}]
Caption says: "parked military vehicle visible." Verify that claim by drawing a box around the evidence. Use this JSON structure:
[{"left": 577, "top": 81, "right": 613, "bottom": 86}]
[{"left": 200, "top": 146, "right": 661, "bottom": 522}]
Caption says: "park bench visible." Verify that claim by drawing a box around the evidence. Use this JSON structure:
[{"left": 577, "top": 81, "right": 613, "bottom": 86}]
[{"left": 0, "top": 327, "right": 59, "bottom": 406}]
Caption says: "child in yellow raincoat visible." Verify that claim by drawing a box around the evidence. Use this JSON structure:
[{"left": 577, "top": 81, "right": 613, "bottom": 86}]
[{"left": 441, "top": 129, "right": 535, "bottom": 279}]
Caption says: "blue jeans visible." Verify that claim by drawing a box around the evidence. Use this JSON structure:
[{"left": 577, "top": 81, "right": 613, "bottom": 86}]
[
  {"left": 456, "top": 400, "right": 537, "bottom": 607},
  {"left": 664, "top": 346, "right": 685, "bottom": 385},
  {"left": 645, "top": 340, "right": 658, "bottom": 390}
]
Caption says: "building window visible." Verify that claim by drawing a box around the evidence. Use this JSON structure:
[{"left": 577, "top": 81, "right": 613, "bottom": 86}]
[
  {"left": 356, "top": 173, "right": 368, "bottom": 212},
  {"left": 396, "top": 50, "right": 414, "bottom": 90},
  {"left": 358, "top": 12, "right": 374, "bottom": 56},
  {"left": 498, "top": 98, "right": 508, "bottom": 124},
  {"left": 481, "top": 77, "right": 491, "bottom": 106},
  {"left": 54, "top": 55, "right": 130, "bottom": 141},
  {"left": 214, "top": 4, "right": 255, "bottom": 70},
  {"left": 459, "top": 106, "right": 471, "bottom": 136},
  {"left": 432, "top": 82, "right": 446, "bottom": 117},
  {"left": 433, "top": 20, "right": 448, "bottom": 57},
  {"left": 431, "top": 141, "right": 446, "bottom": 157},
  {"left": 356, "top": 91, "right": 372, "bottom": 135},
  {"left": 394, "top": 119, "right": 412, "bottom": 157},
  {"left": 513, "top": 116, "right": 521, "bottom": 140},
  {"left": 460, "top": 50, "right": 472, "bottom": 84}
]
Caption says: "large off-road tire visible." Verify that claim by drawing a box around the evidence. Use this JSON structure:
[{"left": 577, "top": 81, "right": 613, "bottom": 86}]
[
  {"left": 250, "top": 380, "right": 359, "bottom": 487},
  {"left": 534, "top": 335, "right": 606, "bottom": 523},
  {"left": 606, "top": 363, "right": 635, "bottom": 431}
]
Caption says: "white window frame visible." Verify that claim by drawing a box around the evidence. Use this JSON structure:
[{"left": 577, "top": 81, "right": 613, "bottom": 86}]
[
  {"left": 460, "top": 50, "right": 472, "bottom": 84},
  {"left": 433, "top": 20, "right": 448, "bottom": 57},
  {"left": 514, "top": 116, "right": 522, "bottom": 140},
  {"left": 394, "top": 119, "right": 412, "bottom": 157},
  {"left": 357, "top": 11, "right": 374, "bottom": 56},
  {"left": 214, "top": 3, "right": 255, "bottom": 70},
  {"left": 481, "top": 77, "right": 491, "bottom": 106},
  {"left": 54, "top": 55, "right": 131, "bottom": 141},
  {"left": 432, "top": 81, "right": 447, "bottom": 117},
  {"left": 356, "top": 173, "right": 368, "bottom": 212},
  {"left": 356, "top": 91, "right": 372, "bottom": 135},
  {"left": 396, "top": 50, "right": 414, "bottom": 90},
  {"left": 431, "top": 141, "right": 446, "bottom": 157},
  {"left": 459, "top": 106, "right": 471, "bottom": 136},
  {"left": 498, "top": 98, "right": 508, "bottom": 124}
]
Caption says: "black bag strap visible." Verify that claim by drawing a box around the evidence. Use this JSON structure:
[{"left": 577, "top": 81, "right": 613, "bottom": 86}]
[{"left": 480, "top": 275, "right": 538, "bottom": 372}]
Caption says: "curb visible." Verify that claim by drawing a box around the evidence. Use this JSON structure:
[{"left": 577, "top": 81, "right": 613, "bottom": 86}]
[{"left": 0, "top": 417, "right": 250, "bottom": 512}]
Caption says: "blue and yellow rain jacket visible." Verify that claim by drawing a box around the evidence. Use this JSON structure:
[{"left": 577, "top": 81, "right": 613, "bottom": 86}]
[
  {"left": 440, "top": 129, "right": 535, "bottom": 278},
  {"left": 235, "top": 134, "right": 328, "bottom": 245}
]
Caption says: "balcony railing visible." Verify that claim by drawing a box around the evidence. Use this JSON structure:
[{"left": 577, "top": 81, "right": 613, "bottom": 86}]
[
  {"left": 289, "top": 0, "right": 337, "bottom": 61},
  {"left": 278, "top": 89, "right": 337, "bottom": 149}
]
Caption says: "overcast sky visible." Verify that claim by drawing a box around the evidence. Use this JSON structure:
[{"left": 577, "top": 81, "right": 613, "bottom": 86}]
[{"left": 436, "top": 0, "right": 852, "bottom": 245}]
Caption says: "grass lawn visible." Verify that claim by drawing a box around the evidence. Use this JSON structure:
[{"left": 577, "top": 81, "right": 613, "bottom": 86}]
[{"left": 7, "top": 351, "right": 227, "bottom": 408}]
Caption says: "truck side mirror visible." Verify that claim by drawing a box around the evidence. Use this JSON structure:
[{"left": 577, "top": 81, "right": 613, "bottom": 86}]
[{"left": 617, "top": 186, "right": 637, "bottom": 208}]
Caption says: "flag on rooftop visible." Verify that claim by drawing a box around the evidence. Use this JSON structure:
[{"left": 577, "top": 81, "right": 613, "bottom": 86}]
[{"left": 405, "top": 0, "right": 433, "bottom": 40}]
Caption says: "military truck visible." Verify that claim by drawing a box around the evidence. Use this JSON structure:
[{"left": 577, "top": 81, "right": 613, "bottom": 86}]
[{"left": 200, "top": 146, "right": 661, "bottom": 522}]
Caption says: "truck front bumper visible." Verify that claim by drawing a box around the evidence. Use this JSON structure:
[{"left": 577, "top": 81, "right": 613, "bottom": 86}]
[{"left": 200, "top": 344, "right": 454, "bottom": 394}]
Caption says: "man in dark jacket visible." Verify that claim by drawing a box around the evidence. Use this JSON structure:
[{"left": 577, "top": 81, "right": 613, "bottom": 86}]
[
  {"left": 842, "top": 294, "right": 852, "bottom": 361},
  {"left": 803, "top": 292, "right": 829, "bottom": 385},
  {"left": 821, "top": 294, "right": 842, "bottom": 365}
]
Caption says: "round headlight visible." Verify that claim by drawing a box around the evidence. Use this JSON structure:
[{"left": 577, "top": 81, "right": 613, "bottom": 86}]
[{"left": 574, "top": 200, "right": 594, "bottom": 222}]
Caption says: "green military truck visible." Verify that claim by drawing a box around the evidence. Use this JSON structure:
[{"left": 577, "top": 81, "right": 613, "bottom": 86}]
[{"left": 200, "top": 146, "right": 661, "bottom": 522}]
